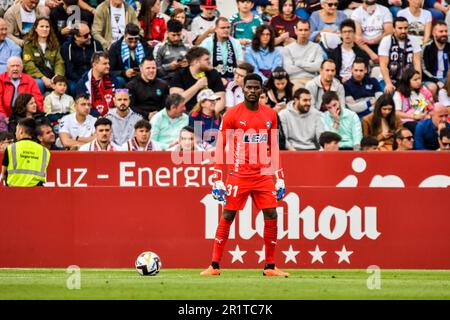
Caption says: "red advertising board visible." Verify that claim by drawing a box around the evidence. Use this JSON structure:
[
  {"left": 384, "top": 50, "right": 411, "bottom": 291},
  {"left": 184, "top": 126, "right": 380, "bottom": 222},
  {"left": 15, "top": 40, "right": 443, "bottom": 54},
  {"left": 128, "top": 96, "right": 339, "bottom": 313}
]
[
  {"left": 13, "top": 151, "right": 450, "bottom": 188},
  {"left": 1, "top": 187, "right": 449, "bottom": 269}
]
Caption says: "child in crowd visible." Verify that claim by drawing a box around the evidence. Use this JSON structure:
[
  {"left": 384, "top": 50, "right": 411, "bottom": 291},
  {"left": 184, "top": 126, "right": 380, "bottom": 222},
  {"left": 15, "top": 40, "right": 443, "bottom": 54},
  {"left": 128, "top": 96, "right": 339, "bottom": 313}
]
[
  {"left": 44, "top": 75, "right": 75, "bottom": 134},
  {"left": 191, "top": 0, "right": 218, "bottom": 46},
  {"left": 230, "top": 0, "right": 263, "bottom": 47},
  {"left": 170, "top": 8, "right": 196, "bottom": 48}
]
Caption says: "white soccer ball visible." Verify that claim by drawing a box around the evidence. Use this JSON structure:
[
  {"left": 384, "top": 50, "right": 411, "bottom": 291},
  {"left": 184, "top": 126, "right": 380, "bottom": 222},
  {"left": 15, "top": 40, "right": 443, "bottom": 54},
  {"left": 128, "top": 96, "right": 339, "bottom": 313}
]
[{"left": 135, "top": 251, "right": 162, "bottom": 276}]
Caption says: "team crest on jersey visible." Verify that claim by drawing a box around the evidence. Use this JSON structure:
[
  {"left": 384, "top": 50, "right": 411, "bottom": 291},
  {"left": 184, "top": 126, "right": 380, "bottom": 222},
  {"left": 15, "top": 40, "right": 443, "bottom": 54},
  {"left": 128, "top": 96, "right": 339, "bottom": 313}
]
[
  {"left": 244, "top": 133, "right": 268, "bottom": 143},
  {"left": 266, "top": 121, "right": 272, "bottom": 129}
]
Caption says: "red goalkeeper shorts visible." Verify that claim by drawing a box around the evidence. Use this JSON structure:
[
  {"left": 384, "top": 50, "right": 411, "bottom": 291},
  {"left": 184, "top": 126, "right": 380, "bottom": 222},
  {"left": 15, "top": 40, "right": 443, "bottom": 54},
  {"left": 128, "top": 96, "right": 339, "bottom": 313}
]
[{"left": 224, "top": 174, "right": 277, "bottom": 211}]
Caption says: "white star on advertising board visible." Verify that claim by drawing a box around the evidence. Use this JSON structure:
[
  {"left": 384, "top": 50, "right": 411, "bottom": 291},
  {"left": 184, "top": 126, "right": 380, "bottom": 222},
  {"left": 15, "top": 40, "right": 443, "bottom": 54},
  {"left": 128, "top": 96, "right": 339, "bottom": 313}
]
[
  {"left": 335, "top": 245, "right": 353, "bottom": 264},
  {"left": 255, "top": 246, "right": 265, "bottom": 264},
  {"left": 309, "top": 245, "right": 327, "bottom": 264},
  {"left": 229, "top": 245, "right": 247, "bottom": 263},
  {"left": 282, "top": 245, "right": 300, "bottom": 264}
]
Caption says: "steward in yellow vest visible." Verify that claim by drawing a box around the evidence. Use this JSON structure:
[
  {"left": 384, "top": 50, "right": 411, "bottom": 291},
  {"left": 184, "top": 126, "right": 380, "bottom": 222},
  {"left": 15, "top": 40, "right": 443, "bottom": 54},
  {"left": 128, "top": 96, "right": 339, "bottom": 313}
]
[{"left": 1, "top": 118, "right": 50, "bottom": 187}]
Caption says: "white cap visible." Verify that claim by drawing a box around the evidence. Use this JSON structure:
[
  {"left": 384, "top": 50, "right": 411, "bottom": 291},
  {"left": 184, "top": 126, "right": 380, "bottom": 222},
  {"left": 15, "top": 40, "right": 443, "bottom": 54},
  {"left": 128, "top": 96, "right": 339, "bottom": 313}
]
[{"left": 197, "top": 89, "right": 220, "bottom": 102}]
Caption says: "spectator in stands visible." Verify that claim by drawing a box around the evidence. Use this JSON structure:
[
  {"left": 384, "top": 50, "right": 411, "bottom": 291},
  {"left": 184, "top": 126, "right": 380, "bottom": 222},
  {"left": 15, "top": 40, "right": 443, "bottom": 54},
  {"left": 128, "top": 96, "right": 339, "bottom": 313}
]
[
  {"left": 278, "top": 87, "right": 324, "bottom": 151},
  {"left": 200, "top": 17, "right": 244, "bottom": 83},
  {"left": 225, "top": 62, "right": 254, "bottom": 108},
  {"left": 0, "top": 56, "right": 43, "bottom": 118},
  {"left": 23, "top": 17, "right": 65, "bottom": 94},
  {"left": 422, "top": 21, "right": 450, "bottom": 97},
  {"left": 321, "top": 90, "right": 362, "bottom": 150},
  {"left": 59, "top": 94, "right": 96, "bottom": 149},
  {"left": 109, "top": 23, "right": 153, "bottom": 86},
  {"left": 344, "top": 58, "right": 383, "bottom": 119},
  {"left": 305, "top": 59, "right": 345, "bottom": 112},
  {"left": 265, "top": 67, "right": 293, "bottom": 111},
  {"left": 414, "top": 103, "right": 450, "bottom": 150},
  {"left": 0, "top": 1, "right": 15, "bottom": 18},
  {"left": 0, "top": 18, "right": 21, "bottom": 74},
  {"left": 0, "top": 113, "right": 7, "bottom": 133},
  {"left": 75, "top": 51, "right": 121, "bottom": 117},
  {"left": 7, "top": 93, "right": 50, "bottom": 134},
  {"left": 169, "top": 46, "right": 225, "bottom": 113},
  {"left": 44, "top": 75, "right": 75, "bottom": 132},
  {"left": 319, "top": 130, "right": 341, "bottom": 151},
  {"left": 328, "top": 19, "right": 370, "bottom": 83},
  {"left": 309, "top": 0, "right": 347, "bottom": 49},
  {"left": 189, "top": 88, "right": 221, "bottom": 150},
  {"left": 269, "top": 0, "right": 299, "bottom": 46},
  {"left": 439, "top": 72, "right": 450, "bottom": 107},
  {"left": 139, "top": 0, "right": 167, "bottom": 45},
  {"left": 282, "top": 19, "right": 323, "bottom": 90},
  {"left": 360, "top": 135, "right": 379, "bottom": 151},
  {"left": 397, "top": 0, "right": 432, "bottom": 46},
  {"left": 191, "top": 0, "right": 218, "bottom": 46},
  {"left": 437, "top": 127, "right": 450, "bottom": 151},
  {"left": 393, "top": 127, "right": 414, "bottom": 151},
  {"left": 171, "top": 8, "right": 195, "bottom": 48},
  {"left": 393, "top": 68, "right": 434, "bottom": 133},
  {"left": 244, "top": 25, "right": 283, "bottom": 84},
  {"left": 36, "top": 122, "right": 61, "bottom": 150},
  {"left": 423, "top": 0, "right": 447, "bottom": 21},
  {"left": 154, "top": 19, "right": 189, "bottom": 81},
  {"left": 4, "top": 0, "right": 46, "bottom": 47},
  {"left": 352, "top": 0, "right": 393, "bottom": 64},
  {"left": 105, "top": 89, "right": 143, "bottom": 146},
  {"left": 230, "top": 0, "right": 263, "bottom": 47},
  {"left": 126, "top": 57, "right": 169, "bottom": 120},
  {"left": 79, "top": 117, "right": 119, "bottom": 151},
  {"left": 61, "top": 22, "right": 103, "bottom": 95},
  {"left": 379, "top": 17, "right": 422, "bottom": 94},
  {"left": 0, "top": 132, "right": 14, "bottom": 152},
  {"left": 168, "top": 125, "right": 205, "bottom": 151},
  {"left": 50, "top": 0, "right": 94, "bottom": 44},
  {"left": 92, "top": 0, "right": 142, "bottom": 49},
  {"left": 150, "top": 93, "right": 189, "bottom": 150},
  {"left": 119, "top": 119, "right": 161, "bottom": 151},
  {"left": 361, "top": 93, "right": 403, "bottom": 151}
]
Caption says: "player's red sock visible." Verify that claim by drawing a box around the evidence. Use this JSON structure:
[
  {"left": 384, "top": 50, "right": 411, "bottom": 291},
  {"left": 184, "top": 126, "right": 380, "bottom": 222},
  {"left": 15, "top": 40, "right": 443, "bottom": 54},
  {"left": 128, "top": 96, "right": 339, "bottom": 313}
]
[
  {"left": 264, "top": 219, "right": 278, "bottom": 265},
  {"left": 211, "top": 217, "right": 233, "bottom": 264}
]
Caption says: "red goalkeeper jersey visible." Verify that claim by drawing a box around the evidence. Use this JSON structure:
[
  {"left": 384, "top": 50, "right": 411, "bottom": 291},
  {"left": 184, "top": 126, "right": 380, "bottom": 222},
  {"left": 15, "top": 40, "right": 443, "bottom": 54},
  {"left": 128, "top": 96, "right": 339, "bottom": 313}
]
[{"left": 214, "top": 102, "right": 281, "bottom": 178}]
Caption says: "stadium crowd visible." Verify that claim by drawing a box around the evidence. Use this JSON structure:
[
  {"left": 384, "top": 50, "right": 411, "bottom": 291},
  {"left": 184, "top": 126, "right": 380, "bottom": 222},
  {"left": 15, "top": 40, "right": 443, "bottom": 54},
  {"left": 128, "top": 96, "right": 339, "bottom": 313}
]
[{"left": 0, "top": 0, "right": 449, "bottom": 154}]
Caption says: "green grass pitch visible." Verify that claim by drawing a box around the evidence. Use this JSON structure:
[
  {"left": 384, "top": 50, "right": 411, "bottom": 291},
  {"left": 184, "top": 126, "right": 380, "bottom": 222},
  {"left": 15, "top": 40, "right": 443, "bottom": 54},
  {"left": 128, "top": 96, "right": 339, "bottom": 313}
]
[{"left": 0, "top": 269, "right": 449, "bottom": 300}]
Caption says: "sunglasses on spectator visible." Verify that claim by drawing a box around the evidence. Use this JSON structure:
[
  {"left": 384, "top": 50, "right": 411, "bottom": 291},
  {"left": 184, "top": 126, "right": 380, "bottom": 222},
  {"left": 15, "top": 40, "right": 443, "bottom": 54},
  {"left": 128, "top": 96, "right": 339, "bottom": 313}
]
[
  {"left": 78, "top": 33, "right": 91, "bottom": 39},
  {"left": 327, "top": 2, "right": 338, "bottom": 7},
  {"left": 401, "top": 136, "right": 414, "bottom": 141},
  {"left": 272, "top": 71, "right": 287, "bottom": 78}
]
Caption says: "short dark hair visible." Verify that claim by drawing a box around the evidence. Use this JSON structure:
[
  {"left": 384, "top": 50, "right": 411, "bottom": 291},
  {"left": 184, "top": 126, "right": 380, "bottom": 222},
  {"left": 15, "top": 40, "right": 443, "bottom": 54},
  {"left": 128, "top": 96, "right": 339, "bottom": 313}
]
[
  {"left": 167, "top": 19, "right": 183, "bottom": 33},
  {"left": 18, "top": 118, "right": 37, "bottom": 137},
  {"left": 185, "top": 46, "right": 210, "bottom": 64},
  {"left": 0, "top": 131, "right": 15, "bottom": 142},
  {"left": 432, "top": 20, "right": 447, "bottom": 30},
  {"left": 294, "top": 88, "right": 310, "bottom": 99},
  {"left": 91, "top": 51, "right": 109, "bottom": 65},
  {"left": 440, "top": 127, "right": 450, "bottom": 140},
  {"left": 94, "top": 117, "right": 112, "bottom": 128},
  {"left": 36, "top": 123, "right": 53, "bottom": 137},
  {"left": 180, "top": 125, "right": 194, "bottom": 135},
  {"left": 360, "top": 136, "right": 379, "bottom": 150},
  {"left": 394, "top": 16, "right": 409, "bottom": 28},
  {"left": 243, "top": 73, "right": 263, "bottom": 86},
  {"left": 165, "top": 93, "right": 185, "bottom": 110},
  {"left": 125, "top": 23, "right": 141, "bottom": 36},
  {"left": 340, "top": 19, "right": 356, "bottom": 32},
  {"left": 237, "top": 62, "right": 254, "bottom": 74},
  {"left": 297, "top": 18, "right": 310, "bottom": 29},
  {"left": 322, "top": 91, "right": 339, "bottom": 106},
  {"left": 75, "top": 93, "right": 91, "bottom": 102},
  {"left": 321, "top": 59, "right": 336, "bottom": 69},
  {"left": 319, "top": 131, "right": 341, "bottom": 148},
  {"left": 52, "top": 75, "right": 68, "bottom": 85},
  {"left": 352, "top": 57, "right": 367, "bottom": 68},
  {"left": 134, "top": 119, "right": 151, "bottom": 131},
  {"left": 215, "top": 16, "right": 229, "bottom": 27},
  {"left": 140, "top": 56, "right": 155, "bottom": 66}
]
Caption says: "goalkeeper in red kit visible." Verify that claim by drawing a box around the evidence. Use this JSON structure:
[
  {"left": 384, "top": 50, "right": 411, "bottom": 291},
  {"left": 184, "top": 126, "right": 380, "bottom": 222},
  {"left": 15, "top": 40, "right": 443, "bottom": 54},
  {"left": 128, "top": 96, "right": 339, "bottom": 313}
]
[{"left": 200, "top": 73, "right": 289, "bottom": 277}]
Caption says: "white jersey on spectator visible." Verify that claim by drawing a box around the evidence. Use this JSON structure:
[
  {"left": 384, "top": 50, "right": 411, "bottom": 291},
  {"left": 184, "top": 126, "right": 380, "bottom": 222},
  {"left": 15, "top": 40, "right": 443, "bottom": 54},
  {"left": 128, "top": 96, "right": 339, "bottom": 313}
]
[
  {"left": 110, "top": 4, "right": 126, "bottom": 43},
  {"left": 397, "top": 8, "right": 432, "bottom": 45},
  {"left": 351, "top": 4, "right": 393, "bottom": 41},
  {"left": 225, "top": 80, "right": 244, "bottom": 108},
  {"left": 59, "top": 113, "right": 97, "bottom": 139},
  {"left": 190, "top": 15, "right": 217, "bottom": 38}
]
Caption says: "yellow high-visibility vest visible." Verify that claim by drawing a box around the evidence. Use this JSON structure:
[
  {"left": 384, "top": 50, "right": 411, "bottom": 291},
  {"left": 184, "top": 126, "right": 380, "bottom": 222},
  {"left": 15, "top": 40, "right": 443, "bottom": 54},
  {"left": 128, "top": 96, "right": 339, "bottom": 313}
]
[{"left": 6, "top": 139, "right": 50, "bottom": 187}]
